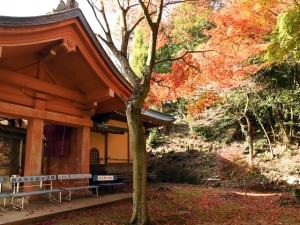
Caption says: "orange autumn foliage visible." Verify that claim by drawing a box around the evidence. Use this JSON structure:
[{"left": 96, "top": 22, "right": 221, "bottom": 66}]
[{"left": 148, "top": 0, "right": 292, "bottom": 117}]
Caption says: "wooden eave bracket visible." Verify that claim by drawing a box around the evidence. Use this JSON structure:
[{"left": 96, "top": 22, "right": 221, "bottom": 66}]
[
  {"left": 61, "top": 37, "right": 77, "bottom": 53},
  {"left": 39, "top": 44, "right": 64, "bottom": 63},
  {"left": 73, "top": 101, "right": 98, "bottom": 110},
  {"left": 73, "top": 102, "right": 98, "bottom": 117},
  {"left": 40, "top": 49, "right": 56, "bottom": 62},
  {"left": 86, "top": 88, "right": 115, "bottom": 104}
]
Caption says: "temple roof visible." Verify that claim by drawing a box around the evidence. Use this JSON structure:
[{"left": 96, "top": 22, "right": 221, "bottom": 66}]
[
  {"left": 0, "top": 9, "right": 132, "bottom": 117},
  {"left": 0, "top": 8, "right": 174, "bottom": 128},
  {"left": 0, "top": 9, "right": 132, "bottom": 92},
  {"left": 114, "top": 110, "right": 175, "bottom": 129}
]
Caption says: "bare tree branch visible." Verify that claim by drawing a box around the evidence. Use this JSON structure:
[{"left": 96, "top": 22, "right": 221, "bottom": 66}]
[
  {"left": 293, "top": 0, "right": 300, "bottom": 7},
  {"left": 155, "top": 49, "right": 215, "bottom": 65},
  {"left": 87, "top": 0, "right": 110, "bottom": 40},
  {"left": 181, "top": 57, "right": 201, "bottom": 71},
  {"left": 151, "top": 75, "right": 172, "bottom": 89},
  {"left": 268, "top": 9, "right": 278, "bottom": 16},
  {"left": 138, "top": 0, "right": 155, "bottom": 27}
]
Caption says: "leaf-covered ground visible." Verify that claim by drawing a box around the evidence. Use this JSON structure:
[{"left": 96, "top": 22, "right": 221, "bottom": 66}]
[{"left": 35, "top": 183, "right": 300, "bottom": 225}]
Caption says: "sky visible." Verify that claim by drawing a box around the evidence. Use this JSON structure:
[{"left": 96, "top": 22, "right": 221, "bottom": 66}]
[
  {"left": 0, "top": 0, "right": 119, "bottom": 70},
  {"left": 0, "top": 0, "right": 102, "bottom": 32}
]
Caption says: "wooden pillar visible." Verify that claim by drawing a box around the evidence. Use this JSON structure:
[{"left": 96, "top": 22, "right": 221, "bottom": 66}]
[
  {"left": 23, "top": 95, "right": 45, "bottom": 194},
  {"left": 23, "top": 118, "right": 44, "bottom": 194},
  {"left": 104, "top": 133, "right": 108, "bottom": 165},
  {"left": 24, "top": 118, "right": 44, "bottom": 177},
  {"left": 76, "top": 126, "right": 90, "bottom": 174}
]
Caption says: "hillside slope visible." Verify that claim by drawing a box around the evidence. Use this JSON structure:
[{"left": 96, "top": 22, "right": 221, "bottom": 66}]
[{"left": 147, "top": 120, "right": 300, "bottom": 191}]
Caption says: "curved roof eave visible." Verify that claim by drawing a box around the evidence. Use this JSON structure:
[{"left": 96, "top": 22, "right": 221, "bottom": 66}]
[
  {"left": 0, "top": 8, "right": 134, "bottom": 94},
  {"left": 115, "top": 109, "right": 175, "bottom": 126}
]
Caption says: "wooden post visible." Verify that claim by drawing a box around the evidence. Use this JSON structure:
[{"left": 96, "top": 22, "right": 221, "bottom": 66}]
[
  {"left": 76, "top": 126, "right": 90, "bottom": 175},
  {"left": 104, "top": 133, "right": 108, "bottom": 165},
  {"left": 24, "top": 118, "right": 44, "bottom": 193}
]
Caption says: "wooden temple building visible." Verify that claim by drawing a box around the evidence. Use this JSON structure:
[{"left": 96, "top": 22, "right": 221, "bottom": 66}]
[{"left": 0, "top": 8, "right": 174, "bottom": 179}]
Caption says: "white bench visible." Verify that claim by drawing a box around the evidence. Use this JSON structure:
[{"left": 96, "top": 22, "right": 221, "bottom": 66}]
[
  {"left": 58, "top": 174, "right": 98, "bottom": 201},
  {"left": 10, "top": 175, "right": 62, "bottom": 210},
  {"left": 0, "top": 177, "right": 10, "bottom": 211},
  {"left": 93, "top": 175, "right": 125, "bottom": 194}
]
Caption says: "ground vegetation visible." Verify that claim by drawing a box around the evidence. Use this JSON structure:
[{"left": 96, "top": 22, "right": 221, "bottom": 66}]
[
  {"left": 34, "top": 182, "right": 300, "bottom": 225},
  {"left": 83, "top": 0, "right": 300, "bottom": 224}
]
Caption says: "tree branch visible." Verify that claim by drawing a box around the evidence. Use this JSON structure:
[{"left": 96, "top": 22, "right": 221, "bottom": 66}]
[
  {"left": 293, "top": 0, "right": 300, "bottom": 7},
  {"left": 87, "top": 1, "right": 110, "bottom": 38},
  {"left": 150, "top": 76, "right": 172, "bottom": 89},
  {"left": 155, "top": 49, "right": 215, "bottom": 65},
  {"left": 181, "top": 57, "right": 201, "bottom": 71}
]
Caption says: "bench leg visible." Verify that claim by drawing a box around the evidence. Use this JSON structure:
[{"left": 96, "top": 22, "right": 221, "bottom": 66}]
[
  {"left": 111, "top": 184, "right": 124, "bottom": 193},
  {"left": 107, "top": 185, "right": 115, "bottom": 193},
  {"left": 48, "top": 192, "right": 61, "bottom": 203},
  {"left": 62, "top": 190, "right": 72, "bottom": 202},
  {"left": 0, "top": 198, "right": 6, "bottom": 212},
  {"left": 11, "top": 196, "right": 24, "bottom": 211},
  {"left": 115, "top": 184, "right": 124, "bottom": 193},
  {"left": 99, "top": 186, "right": 105, "bottom": 195},
  {"left": 87, "top": 188, "right": 98, "bottom": 197}
]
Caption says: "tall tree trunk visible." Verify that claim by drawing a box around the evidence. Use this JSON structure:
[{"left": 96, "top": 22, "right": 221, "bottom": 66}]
[
  {"left": 251, "top": 105, "right": 273, "bottom": 158},
  {"left": 289, "top": 63, "right": 298, "bottom": 139},
  {"left": 237, "top": 115, "right": 253, "bottom": 164},
  {"left": 273, "top": 106, "right": 291, "bottom": 144},
  {"left": 126, "top": 105, "right": 151, "bottom": 225},
  {"left": 245, "top": 93, "right": 254, "bottom": 164},
  {"left": 254, "top": 93, "right": 277, "bottom": 142},
  {"left": 229, "top": 92, "right": 254, "bottom": 164}
]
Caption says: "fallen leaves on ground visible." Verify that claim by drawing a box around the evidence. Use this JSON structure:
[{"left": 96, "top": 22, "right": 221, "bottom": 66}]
[{"left": 34, "top": 183, "right": 300, "bottom": 225}]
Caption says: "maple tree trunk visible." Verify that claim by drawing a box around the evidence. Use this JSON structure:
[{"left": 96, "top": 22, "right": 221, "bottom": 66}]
[
  {"left": 251, "top": 106, "right": 273, "bottom": 158},
  {"left": 237, "top": 93, "right": 254, "bottom": 164},
  {"left": 273, "top": 106, "right": 291, "bottom": 144},
  {"left": 126, "top": 104, "right": 151, "bottom": 225},
  {"left": 244, "top": 114, "right": 254, "bottom": 165}
]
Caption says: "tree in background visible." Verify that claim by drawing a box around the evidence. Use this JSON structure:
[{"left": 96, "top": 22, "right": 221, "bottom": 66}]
[
  {"left": 145, "top": 2, "right": 215, "bottom": 116},
  {"left": 195, "top": 0, "right": 297, "bottom": 157},
  {"left": 87, "top": 0, "right": 214, "bottom": 224},
  {"left": 147, "top": 0, "right": 277, "bottom": 116},
  {"left": 87, "top": 0, "right": 300, "bottom": 223},
  {"left": 145, "top": 0, "right": 300, "bottom": 163},
  {"left": 264, "top": 2, "right": 300, "bottom": 64}
]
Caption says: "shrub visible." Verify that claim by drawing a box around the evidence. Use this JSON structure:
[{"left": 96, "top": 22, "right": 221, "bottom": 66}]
[
  {"left": 147, "top": 129, "right": 162, "bottom": 148},
  {"left": 148, "top": 152, "right": 202, "bottom": 185},
  {"left": 217, "top": 151, "right": 255, "bottom": 182}
]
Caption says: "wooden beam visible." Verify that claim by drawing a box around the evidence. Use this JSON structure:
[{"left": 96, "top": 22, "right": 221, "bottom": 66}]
[
  {"left": 83, "top": 108, "right": 96, "bottom": 117},
  {"left": 15, "top": 63, "right": 39, "bottom": 74},
  {"left": 46, "top": 102, "right": 83, "bottom": 117},
  {"left": 0, "top": 90, "right": 34, "bottom": 107},
  {"left": 85, "top": 101, "right": 97, "bottom": 109},
  {"left": 39, "top": 44, "right": 62, "bottom": 64},
  {"left": 0, "top": 89, "right": 85, "bottom": 117},
  {"left": 86, "top": 88, "right": 114, "bottom": 104},
  {"left": 44, "top": 67, "right": 60, "bottom": 85},
  {"left": 0, "top": 130, "right": 26, "bottom": 140},
  {"left": 0, "top": 46, "right": 2, "bottom": 58},
  {"left": 0, "top": 67, "right": 86, "bottom": 104},
  {"left": 73, "top": 101, "right": 97, "bottom": 110},
  {"left": 0, "top": 101, "right": 92, "bottom": 127},
  {"left": 41, "top": 49, "right": 56, "bottom": 62}
]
